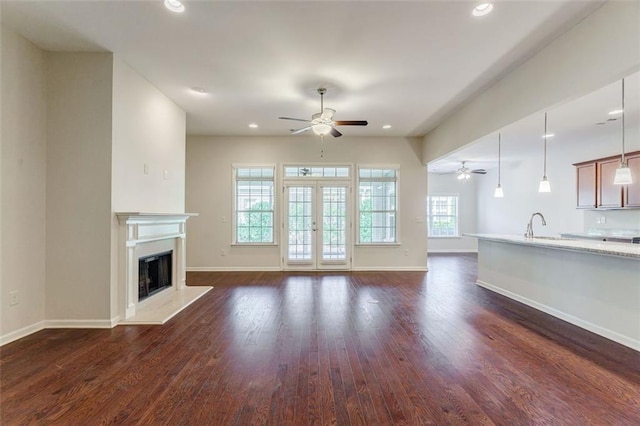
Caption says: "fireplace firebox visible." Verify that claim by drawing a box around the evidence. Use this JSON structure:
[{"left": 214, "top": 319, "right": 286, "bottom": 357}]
[{"left": 138, "top": 251, "right": 173, "bottom": 301}]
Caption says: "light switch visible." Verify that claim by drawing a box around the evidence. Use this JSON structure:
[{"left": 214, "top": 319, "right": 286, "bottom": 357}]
[
  {"left": 144, "top": 163, "right": 149, "bottom": 175},
  {"left": 163, "top": 170, "right": 169, "bottom": 180}
]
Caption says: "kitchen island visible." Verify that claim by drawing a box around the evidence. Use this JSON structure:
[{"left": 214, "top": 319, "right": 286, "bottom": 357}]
[{"left": 466, "top": 234, "right": 640, "bottom": 351}]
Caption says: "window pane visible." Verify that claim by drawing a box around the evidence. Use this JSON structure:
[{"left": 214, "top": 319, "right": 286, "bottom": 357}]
[
  {"left": 234, "top": 167, "right": 275, "bottom": 243},
  {"left": 427, "top": 195, "right": 459, "bottom": 237},
  {"left": 358, "top": 168, "right": 398, "bottom": 244}
]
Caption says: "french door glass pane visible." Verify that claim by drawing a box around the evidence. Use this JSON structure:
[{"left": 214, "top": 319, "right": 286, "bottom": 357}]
[
  {"left": 288, "top": 187, "right": 313, "bottom": 260},
  {"left": 322, "top": 187, "right": 346, "bottom": 261}
]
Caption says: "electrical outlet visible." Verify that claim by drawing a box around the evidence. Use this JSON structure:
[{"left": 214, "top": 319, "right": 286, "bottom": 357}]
[
  {"left": 221, "top": 249, "right": 227, "bottom": 256},
  {"left": 144, "top": 163, "right": 149, "bottom": 175},
  {"left": 403, "top": 249, "right": 409, "bottom": 256},
  {"left": 163, "top": 170, "right": 169, "bottom": 180},
  {"left": 9, "top": 291, "right": 19, "bottom": 306}
]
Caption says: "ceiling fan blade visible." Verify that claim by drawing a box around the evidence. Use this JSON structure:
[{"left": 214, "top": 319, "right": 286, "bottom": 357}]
[
  {"left": 330, "top": 127, "right": 342, "bottom": 138},
  {"left": 471, "top": 169, "right": 487, "bottom": 174},
  {"left": 290, "top": 126, "right": 312, "bottom": 135},
  {"left": 321, "top": 108, "right": 336, "bottom": 120},
  {"left": 279, "top": 116, "right": 311, "bottom": 123},
  {"left": 334, "top": 120, "right": 368, "bottom": 126}
]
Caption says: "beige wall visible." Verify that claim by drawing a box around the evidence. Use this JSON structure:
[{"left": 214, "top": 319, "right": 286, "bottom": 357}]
[
  {"left": 186, "top": 136, "right": 428, "bottom": 270},
  {"left": 1, "top": 28, "right": 47, "bottom": 339},
  {"left": 111, "top": 57, "right": 186, "bottom": 214},
  {"left": 423, "top": 1, "right": 640, "bottom": 164},
  {"left": 45, "top": 52, "right": 114, "bottom": 323}
]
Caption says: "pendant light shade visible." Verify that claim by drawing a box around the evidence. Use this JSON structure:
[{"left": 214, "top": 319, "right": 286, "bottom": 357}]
[
  {"left": 614, "top": 78, "right": 633, "bottom": 185},
  {"left": 494, "top": 133, "right": 504, "bottom": 197},
  {"left": 539, "top": 113, "right": 551, "bottom": 193}
]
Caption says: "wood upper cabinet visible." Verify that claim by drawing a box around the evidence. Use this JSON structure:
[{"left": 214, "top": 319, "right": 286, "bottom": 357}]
[
  {"left": 597, "top": 157, "right": 623, "bottom": 208},
  {"left": 576, "top": 162, "right": 596, "bottom": 208},
  {"left": 624, "top": 152, "right": 640, "bottom": 207},
  {"left": 573, "top": 150, "right": 639, "bottom": 209}
]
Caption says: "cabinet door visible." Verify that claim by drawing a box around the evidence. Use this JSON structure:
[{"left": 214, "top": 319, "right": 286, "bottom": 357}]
[
  {"left": 623, "top": 153, "right": 640, "bottom": 207},
  {"left": 597, "top": 158, "right": 623, "bottom": 208},
  {"left": 576, "top": 163, "right": 596, "bottom": 208}
]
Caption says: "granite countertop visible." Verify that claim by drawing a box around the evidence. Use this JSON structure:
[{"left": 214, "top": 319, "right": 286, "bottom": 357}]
[
  {"left": 559, "top": 232, "right": 639, "bottom": 242},
  {"left": 465, "top": 233, "right": 640, "bottom": 259}
]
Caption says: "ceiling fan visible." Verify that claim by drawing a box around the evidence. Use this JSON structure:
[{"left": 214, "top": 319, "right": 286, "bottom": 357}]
[
  {"left": 279, "top": 88, "right": 368, "bottom": 138},
  {"left": 457, "top": 161, "right": 487, "bottom": 180}
]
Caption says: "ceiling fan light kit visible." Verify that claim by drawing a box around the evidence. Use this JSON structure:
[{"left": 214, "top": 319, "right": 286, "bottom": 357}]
[{"left": 279, "top": 88, "right": 368, "bottom": 138}]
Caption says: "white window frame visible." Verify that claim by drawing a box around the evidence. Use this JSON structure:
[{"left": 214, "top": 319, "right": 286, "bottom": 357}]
[
  {"left": 426, "top": 194, "right": 460, "bottom": 238},
  {"left": 356, "top": 165, "right": 400, "bottom": 245},
  {"left": 232, "top": 164, "right": 278, "bottom": 246}
]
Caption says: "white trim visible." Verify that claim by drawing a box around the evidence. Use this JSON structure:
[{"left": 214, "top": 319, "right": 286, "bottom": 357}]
[
  {"left": 476, "top": 279, "right": 640, "bottom": 351},
  {"left": 44, "top": 319, "right": 115, "bottom": 329},
  {"left": 0, "top": 321, "right": 46, "bottom": 346},
  {"left": 428, "top": 249, "right": 478, "bottom": 253},
  {"left": 187, "top": 266, "right": 282, "bottom": 272},
  {"left": 352, "top": 266, "right": 428, "bottom": 271}
]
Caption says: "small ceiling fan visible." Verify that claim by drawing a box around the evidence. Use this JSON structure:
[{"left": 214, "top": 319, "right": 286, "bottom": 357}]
[
  {"left": 457, "top": 161, "right": 487, "bottom": 180},
  {"left": 279, "top": 88, "right": 368, "bottom": 138}
]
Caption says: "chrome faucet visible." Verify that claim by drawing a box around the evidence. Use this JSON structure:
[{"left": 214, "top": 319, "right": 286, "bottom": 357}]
[{"left": 525, "top": 212, "right": 547, "bottom": 238}]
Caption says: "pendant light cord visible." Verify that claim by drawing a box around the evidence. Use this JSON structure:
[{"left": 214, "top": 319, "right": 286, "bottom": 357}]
[
  {"left": 621, "top": 78, "right": 626, "bottom": 165},
  {"left": 498, "top": 133, "right": 501, "bottom": 184},
  {"left": 543, "top": 113, "right": 548, "bottom": 178}
]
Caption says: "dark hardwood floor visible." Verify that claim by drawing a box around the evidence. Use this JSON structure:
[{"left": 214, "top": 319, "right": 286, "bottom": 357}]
[{"left": 1, "top": 254, "right": 639, "bottom": 425}]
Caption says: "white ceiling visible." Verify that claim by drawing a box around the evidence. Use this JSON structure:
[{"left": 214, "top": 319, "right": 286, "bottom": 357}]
[{"left": 1, "top": 0, "right": 605, "bottom": 139}]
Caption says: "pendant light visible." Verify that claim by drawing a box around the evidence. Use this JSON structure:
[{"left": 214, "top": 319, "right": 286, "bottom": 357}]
[
  {"left": 494, "top": 133, "right": 504, "bottom": 197},
  {"left": 538, "top": 113, "right": 551, "bottom": 193},
  {"left": 614, "top": 78, "right": 633, "bottom": 185}
]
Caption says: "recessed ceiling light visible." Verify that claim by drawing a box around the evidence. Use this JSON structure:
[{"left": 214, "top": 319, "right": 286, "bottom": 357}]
[
  {"left": 543, "top": 133, "right": 555, "bottom": 138},
  {"left": 472, "top": 3, "right": 493, "bottom": 17},
  {"left": 608, "top": 109, "right": 623, "bottom": 115},
  {"left": 164, "top": 0, "right": 185, "bottom": 13},
  {"left": 382, "top": 124, "right": 392, "bottom": 129},
  {"left": 249, "top": 123, "right": 258, "bottom": 128},
  {"left": 189, "top": 87, "right": 208, "bottom": 96}
]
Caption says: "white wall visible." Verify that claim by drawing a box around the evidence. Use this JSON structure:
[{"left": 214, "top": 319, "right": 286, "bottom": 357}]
[
  {"left": 186, "top": 136, "right": 427, "bottom": 270},
  {"left": 427, "top": 173, "right": 478, "bottom": 252},
  {"left": 45, "top": 52, "right": 114, "bottom": 323},
  {"left": 110, "top": 57, "right": 186, "bottom": 318},
  {"left": 1, "top": 28, "right": 47, "bottom": 339},
  {"left": 477, "top": 130, "right": 640, "bottom": 237},
  {"left": 423, "top": 1, "right": 640, "bottom": 164}
]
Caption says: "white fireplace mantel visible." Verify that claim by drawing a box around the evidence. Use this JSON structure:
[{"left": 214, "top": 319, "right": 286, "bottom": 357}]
[{"left": 116, "top": 212, "right": 198, "bottom": 320}]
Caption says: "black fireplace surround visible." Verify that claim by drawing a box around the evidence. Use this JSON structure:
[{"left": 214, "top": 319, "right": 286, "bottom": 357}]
[{"left": 138, "top": 250, "right": 173, "bottom": 301}]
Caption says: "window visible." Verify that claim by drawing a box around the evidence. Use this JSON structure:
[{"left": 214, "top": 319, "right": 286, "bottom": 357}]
[
  {"left": 234, "top": 166, "right": 275, "bottom": 244},
  {"left": 358, "top": 167, "right": 398, "bottom": 243},
  {"left": 284, "top": 166, "right": 350, "bottom": 178},
  {"left": 427, "top": 195, "right": 459, "bottom": 237}
]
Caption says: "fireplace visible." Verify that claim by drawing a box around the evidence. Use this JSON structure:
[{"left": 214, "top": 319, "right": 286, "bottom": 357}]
[
  {"left": 138, "top": 250, "right": 173, "bottom": 301},
  {"left": 116, "top": 212, "right": 197, "bottom": 320}
]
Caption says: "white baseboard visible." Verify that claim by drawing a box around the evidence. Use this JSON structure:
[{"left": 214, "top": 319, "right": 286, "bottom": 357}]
[
  {"left": 351, "top": 266, "right": 428, "bottom": 272},
  {"left": 428, "top": 249, "right": 478, "bottom": 253},
  {"left": 0, "top": 321, "right": 45, "bottom": 346},
  {"left": 476, "top": 280, "right": 640, "bottom": 351},
  {"left": 187, "top": 266, "right": 282, "bottom": 272},
  {"left": 44, "top": 319, "right": 115, "bottom": 329}
]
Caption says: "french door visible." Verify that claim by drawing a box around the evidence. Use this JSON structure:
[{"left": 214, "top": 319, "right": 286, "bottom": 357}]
[{"left": 283, "top": 181, "right": 351, "bottom": 270}]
